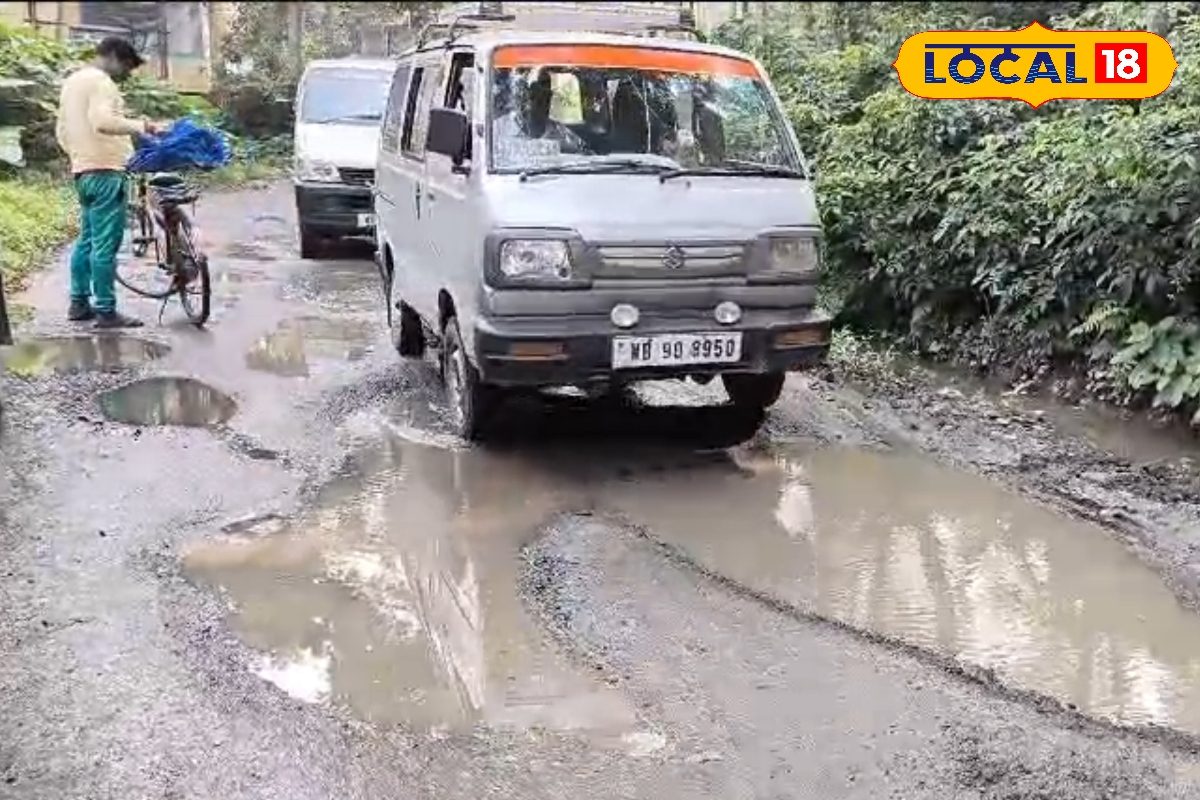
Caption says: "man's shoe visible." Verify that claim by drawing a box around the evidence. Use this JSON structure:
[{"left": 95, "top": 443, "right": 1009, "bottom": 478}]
[
  {"left": 93, "top": 311, "right": 144, "bottom": 329},
  {"left": 67, "top": 299, "right": 95, "bottom": 322}
]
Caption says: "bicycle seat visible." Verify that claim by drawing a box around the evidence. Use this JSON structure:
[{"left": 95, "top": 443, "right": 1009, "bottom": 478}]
[{"left": 148, "top": 173, "right": 185, "bottom": 188}]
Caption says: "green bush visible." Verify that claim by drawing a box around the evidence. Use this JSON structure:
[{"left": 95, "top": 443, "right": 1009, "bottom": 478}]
[{"left": 718, "top": 2, "right": 1200, "bottom": 419}]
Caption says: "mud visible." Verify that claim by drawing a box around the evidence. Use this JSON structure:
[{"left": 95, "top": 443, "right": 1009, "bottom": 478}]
[
  {"left": 921, "top": 363, "right": 1200, "bottom": 468},
  {"left": 99, "top": 376, "right": 237, "bottom": 427},
  {"left": 0, "top": 336, "right": 168, "bottom": 375}
]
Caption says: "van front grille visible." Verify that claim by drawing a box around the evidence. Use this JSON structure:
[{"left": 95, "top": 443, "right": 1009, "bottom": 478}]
[
  {"left": 595, "top": 242, "right": 746, "bottom": 272},
  {"left": 339, "top": 168, "right": 375, "bottom": 187}
]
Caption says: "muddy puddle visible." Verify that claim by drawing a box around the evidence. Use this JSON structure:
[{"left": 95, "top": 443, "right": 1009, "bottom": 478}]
[
  {"left": 185, "top": 401, "right": 1200, "bottom": 736},
  {"left": 100, "top": 377, "right": 237, "bottom": 427},
  {"left": 245, "top": 317, "right": 373, "bottom": 377},
  {"left": 607, "top": 444, "right": 1200, "bottom": 734},
  {"left": 0, "top": 336, "right": 168, "bottom": 376},
  {"left": 184, "top": 437, "right": 635, "bottom": 735},
  {"left": 921, "top": 365, "right": 1200, "bottom": 466}
]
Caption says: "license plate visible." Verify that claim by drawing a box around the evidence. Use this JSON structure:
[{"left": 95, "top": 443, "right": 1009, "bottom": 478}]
[
  {"left": 357, "top": 213, "right": 375, "bottom": 227},
  {"left": 612, "top": 332, "right": 743, "bottom": 369}
]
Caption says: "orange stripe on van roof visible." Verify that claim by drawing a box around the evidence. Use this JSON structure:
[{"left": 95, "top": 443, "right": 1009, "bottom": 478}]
[{"left": 493, "top": 44, "right": 760, "bottom": 78}]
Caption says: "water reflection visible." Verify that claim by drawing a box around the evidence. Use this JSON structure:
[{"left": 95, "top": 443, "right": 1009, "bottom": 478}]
[
  {"left": 245, "top": 317, "right": 373, "bottom": 378},
  {"left": 99, "top": 377, "right": 237, "bottom": 427},
  {"left": 184, "top": 437, "right": 634, "bottom": 733},
  {"left": 1, "top": 336, "right": 168, "bottom": 376},
  {"left": 607, "top": 445, "right": 1200, "bottom": 733}
]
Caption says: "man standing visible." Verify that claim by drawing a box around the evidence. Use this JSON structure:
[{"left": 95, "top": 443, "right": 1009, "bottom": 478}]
[{"left": 55, "top": 37, "right": 158, "bottom": 328}]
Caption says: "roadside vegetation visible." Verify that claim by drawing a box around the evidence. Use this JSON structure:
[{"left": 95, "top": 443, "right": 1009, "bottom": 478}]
[{"left": 717, "top": 1, "right": 1200, "bottom": 423}]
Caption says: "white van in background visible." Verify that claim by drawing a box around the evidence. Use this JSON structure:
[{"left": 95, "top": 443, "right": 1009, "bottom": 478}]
[{"left": 293, "top": 58, "right": 395, "bottom": 258}]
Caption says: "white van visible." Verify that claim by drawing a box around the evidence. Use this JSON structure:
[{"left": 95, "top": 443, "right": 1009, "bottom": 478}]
[
  {"left": 374, "top": 25, "right": 830, "bottom": 440},
  {"left": 293, "top": 58, "right": 395, "bottom": 257}
]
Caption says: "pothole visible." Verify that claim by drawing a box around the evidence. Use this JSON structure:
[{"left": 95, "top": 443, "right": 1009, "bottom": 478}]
[
  {"left": 608, "top": 444, "right": 1200, "bottom": 734},
  {"left": 245, "top": 316, "right": 373, "bottom": 377},
  {"left": 183, "top": 436, "right": 635, "bottom": 735},
  {"left": 1, "top": 336, "right": 168, "bottom": 376},
  {"left": 99, "top": 377, "right": 237, "bottom": 427}
]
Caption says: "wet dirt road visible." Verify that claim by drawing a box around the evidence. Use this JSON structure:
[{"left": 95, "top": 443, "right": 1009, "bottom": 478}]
[{"left": 3, "top": 183, "right": 1200, "bottom": 799}]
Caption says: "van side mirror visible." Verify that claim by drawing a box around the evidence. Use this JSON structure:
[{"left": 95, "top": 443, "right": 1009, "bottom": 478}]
[{"left": 427, "top": 107, "right": 471, "bottom": 168}]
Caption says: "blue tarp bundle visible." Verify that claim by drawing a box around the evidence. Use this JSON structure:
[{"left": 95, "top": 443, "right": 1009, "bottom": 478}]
[{"left": 126, "top": 118, "right": 233, "bottom": 173}]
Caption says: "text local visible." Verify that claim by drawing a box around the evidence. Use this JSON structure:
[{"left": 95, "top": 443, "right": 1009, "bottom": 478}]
[{"left": 925, "top": 44, "right": 1087, "bottom": 85}]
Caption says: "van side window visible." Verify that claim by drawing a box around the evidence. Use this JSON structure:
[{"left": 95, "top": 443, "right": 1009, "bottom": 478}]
[
  {"left": 445, "top": 52, "right": 475, "bottom": 118},
  {"left": 406, "top": 64, "right": 444, "bottom": 159},
  {"left": 381, "top": 64, "right": 411, "bottom": 153},
  {"left": 400, "top": 67, "right": 426, "bottom": 156}
]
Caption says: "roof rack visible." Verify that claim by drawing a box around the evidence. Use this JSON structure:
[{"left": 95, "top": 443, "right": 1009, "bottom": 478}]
[
  {"left": 415, "top": 2, "right": 705, "bottom": 49},
  {"left": 416, "top": 3, "right": 514, "bottom": 49}
]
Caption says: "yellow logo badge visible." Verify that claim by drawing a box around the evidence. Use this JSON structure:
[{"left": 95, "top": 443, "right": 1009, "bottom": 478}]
[{"left": 893, "top": 22, "right": 1177, "bottom": 107}]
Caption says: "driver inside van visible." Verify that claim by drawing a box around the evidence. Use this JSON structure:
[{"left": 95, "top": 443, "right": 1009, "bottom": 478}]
[{"left": 492, "top": 68, "right": 586, "bottom": 165}]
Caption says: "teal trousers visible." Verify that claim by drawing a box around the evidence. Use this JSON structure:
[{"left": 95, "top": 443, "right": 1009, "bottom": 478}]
[{"left": 70, "top": 171, "right": 127, "bottom": 314}]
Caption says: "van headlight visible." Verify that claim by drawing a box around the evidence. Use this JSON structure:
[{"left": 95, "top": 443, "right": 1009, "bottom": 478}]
[
  {"left": 499, "top": 240, "right": 573, "bottom": 281},
  {"left": 296, "top": 156, "right": 340, "bottom": 183},
  {"left": 768, "top": 237, "right": 820, "bottom": 276}
]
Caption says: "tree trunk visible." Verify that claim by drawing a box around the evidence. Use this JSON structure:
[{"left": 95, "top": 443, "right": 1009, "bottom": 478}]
[
  {"left": 288, "top": 2, "right": 305, "bottom": 76},
  {"left": 0, "top": 271, "right": 13, "bottom": 346}
]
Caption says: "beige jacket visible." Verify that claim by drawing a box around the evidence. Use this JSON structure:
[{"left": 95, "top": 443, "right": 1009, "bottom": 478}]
[{"left": 55, "top": 65, "right": 146, "bottom": 174}]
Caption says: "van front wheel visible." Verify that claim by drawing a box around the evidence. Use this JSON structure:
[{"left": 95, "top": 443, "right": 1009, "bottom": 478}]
[
  {"left": 442, "top": 317, "right": 496, "bottom": 440},
  {"left": 722, "top": 371, "right": 786, "bottom": 410}
]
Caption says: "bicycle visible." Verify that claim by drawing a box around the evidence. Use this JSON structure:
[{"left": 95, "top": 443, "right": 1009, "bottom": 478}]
[{"left": 118, "top": 172, "right": 211, "bottom": 327}]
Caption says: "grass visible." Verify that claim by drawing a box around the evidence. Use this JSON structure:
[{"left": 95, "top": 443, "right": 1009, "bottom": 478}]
[{"left": 0, "top": 176, "right": 77, "bottom": 292}]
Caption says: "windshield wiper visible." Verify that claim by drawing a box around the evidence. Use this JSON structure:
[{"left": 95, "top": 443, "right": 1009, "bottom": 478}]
[
  {"left": 659, "top": 163, "right": 805, "bottom": 182},
  {"left": 308, "top": 112, "right": 381, "bottom": 124},
  {"left": 519, "top": 159, "right": 674, "bottom": 181}
]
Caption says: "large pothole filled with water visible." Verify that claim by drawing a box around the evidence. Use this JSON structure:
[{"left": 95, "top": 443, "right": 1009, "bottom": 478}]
[
  {"left": 1, "top": 336, "right": 168, "bottom": 376},
  {"left": 184, "top": 414, "right": 1200, "bottom": 736},
  {"left": 183, "top": 437, "right": 635, "bottom": 735},
  {"left": 100, "top": 377, "right": 237, "bottom": 427},
  {"left": 610, "top": 444, "right": 1200, "bottom": 734}
]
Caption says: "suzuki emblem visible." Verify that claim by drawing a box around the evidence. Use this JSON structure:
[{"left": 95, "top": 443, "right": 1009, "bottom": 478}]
[{"left": 662, "top": 245, "right": 686, "bottom": 269}]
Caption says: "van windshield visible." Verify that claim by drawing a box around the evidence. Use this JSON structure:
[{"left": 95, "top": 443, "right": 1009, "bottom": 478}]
[
  {"left": 301, "top": 68, "right": 391, "bottom": 124},
  {"left": 489, "top": 45, "right": 800, "bottom": 174}
]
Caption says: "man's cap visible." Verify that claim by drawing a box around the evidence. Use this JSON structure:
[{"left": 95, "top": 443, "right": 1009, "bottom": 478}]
[{"left": 96, "top": 36, "right": 145, "bottom": 68}]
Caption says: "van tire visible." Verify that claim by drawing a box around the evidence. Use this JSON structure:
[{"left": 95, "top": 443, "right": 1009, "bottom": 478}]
[
  {"left": 299, "top": 225, "right": 321, "bottom": 259},
  {"left": 442, "top": 317, "right": 496, "bottom": 441},
  {"left": 722, "top": 371, "right": 786, "bottom": 410}
]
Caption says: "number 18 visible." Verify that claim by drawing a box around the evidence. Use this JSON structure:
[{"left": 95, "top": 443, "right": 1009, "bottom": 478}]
[{"left": 1095, "top": 43, "right": 1148, "bottom": 83}]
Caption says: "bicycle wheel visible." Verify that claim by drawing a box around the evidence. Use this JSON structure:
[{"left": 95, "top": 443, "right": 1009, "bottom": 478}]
[
  {"left": 172, "top": 214, "right": 211, "bottom": 327},
  {"left": 117, "top": 203, "right": 175, "bottom": 299}
]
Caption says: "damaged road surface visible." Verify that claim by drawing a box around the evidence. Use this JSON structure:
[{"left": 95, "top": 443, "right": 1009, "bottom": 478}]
[{"left": 3, "top": 184, "right": 1200, "bottom": 799}]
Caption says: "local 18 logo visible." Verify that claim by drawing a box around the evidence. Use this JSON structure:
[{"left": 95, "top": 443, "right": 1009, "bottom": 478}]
[{"left": 893, "top": 22, "right": 1177, "bottom": 107}]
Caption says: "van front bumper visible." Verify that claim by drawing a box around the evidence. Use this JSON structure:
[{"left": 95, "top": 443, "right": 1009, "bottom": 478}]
[
  {"left": 473, "top": 306, "right": 831, "bottom": 387},
  {"left": 295, "top": 183, "right": 373, "bottom": 234}
]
